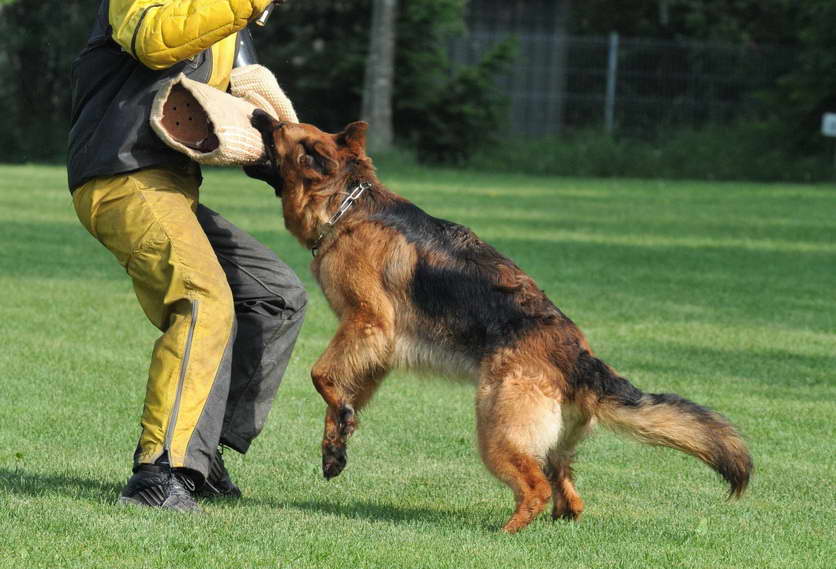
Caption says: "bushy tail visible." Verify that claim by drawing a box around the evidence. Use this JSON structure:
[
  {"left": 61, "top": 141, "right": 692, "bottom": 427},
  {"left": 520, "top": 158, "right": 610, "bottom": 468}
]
[{"left": 573, "top": 351, "right": 753, "bottom": 497}]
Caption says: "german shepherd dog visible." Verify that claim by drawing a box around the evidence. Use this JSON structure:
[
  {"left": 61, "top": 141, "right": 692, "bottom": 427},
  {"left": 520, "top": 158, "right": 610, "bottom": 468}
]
[{"left": 249, "top": 110, "right": 753, "bottom": 533}]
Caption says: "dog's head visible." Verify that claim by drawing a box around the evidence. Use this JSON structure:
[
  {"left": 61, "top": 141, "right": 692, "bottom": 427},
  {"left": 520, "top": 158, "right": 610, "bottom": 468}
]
[
  {"left": 250, "top": 109, "right": 370, "bottom": 198},
  {"left": 249, "top": 109, "right": 374, "bottom": 245}
]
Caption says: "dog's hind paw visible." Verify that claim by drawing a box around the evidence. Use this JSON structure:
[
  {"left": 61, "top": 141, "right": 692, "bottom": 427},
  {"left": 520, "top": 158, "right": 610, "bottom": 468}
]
[
  {"left": 551, "top": 506, "right": 583, "bottom": 522},
  {"left": 322, "top": 444, "right": 347, "bottom": 480}
]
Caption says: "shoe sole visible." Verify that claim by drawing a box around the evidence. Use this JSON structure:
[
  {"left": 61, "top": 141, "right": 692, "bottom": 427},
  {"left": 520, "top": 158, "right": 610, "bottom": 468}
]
[{"left": 117, "top": 495, "right": 202, "bottom": 513}]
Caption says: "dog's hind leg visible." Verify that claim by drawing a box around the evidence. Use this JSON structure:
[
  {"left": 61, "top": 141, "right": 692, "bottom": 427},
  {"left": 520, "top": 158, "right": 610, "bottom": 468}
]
[
  {"left": 545, "top": 454, "right": 584, "bottom": 521},
  {"left": 311, "top": 310, "right": 395, "bottom": 479},
  {"left": 476, "top": 377, "right": 561, "bottom": 533},
  {"left": 545, "top": 409, "right": 592, "bottom": 521}
]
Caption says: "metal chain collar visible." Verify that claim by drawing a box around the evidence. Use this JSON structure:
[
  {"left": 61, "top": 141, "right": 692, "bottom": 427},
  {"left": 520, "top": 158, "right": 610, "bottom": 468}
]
[{"left": 312, "top": 181, "right": 372, "bottom": 257}]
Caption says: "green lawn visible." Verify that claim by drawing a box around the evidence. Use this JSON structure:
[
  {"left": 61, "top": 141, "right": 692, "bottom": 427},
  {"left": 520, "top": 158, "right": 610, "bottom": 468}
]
[{"left": 0, "top": 163, "right": 833, "bottom": 568}]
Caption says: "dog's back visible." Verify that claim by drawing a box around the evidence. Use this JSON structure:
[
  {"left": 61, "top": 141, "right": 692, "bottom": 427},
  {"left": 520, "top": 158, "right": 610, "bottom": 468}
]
[{"left": 364, "top": 198, "right": 585, "bottom": 379}]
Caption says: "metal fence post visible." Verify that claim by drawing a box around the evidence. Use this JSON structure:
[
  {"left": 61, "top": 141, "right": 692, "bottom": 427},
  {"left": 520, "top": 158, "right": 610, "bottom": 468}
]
[{"left": 605, "top": 31, "right": 619, "bottom": 134}]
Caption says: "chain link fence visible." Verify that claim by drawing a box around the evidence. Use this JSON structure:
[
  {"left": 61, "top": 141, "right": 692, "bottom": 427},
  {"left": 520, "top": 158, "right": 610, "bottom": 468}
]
[{"left": 449, "top": 30, "right": 797, "bottom": 137}]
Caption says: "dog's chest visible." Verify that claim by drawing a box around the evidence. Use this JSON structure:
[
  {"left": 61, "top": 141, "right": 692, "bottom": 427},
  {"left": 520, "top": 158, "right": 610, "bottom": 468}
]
[{"left": 392, "top": 335, "right": 480, "bottom": 381}]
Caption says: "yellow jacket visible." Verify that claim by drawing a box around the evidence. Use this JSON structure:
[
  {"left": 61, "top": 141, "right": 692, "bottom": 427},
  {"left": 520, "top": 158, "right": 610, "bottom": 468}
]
[{"left": 109, "top": 0, "right": 272, "bottom": 88}]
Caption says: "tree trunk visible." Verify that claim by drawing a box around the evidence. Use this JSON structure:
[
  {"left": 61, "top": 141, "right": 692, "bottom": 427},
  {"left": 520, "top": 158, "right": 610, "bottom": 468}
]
[{"left": 361, "top": 0, "right": 398, "bottom": 153}]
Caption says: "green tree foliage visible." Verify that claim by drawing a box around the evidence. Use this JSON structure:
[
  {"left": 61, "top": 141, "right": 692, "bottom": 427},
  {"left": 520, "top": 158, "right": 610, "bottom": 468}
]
[
  {"left": 572, "top": 0, "right": 799, "bottom": 44},
  {"left": 414, "top": 39, "right": 515, "bottom": 164},
  {"left": 0, "top": 0, "right": 834, "bottom": 170},
  {"left": 667, "top": 0, "right": 799, "bottom": 44},
  {"left": 773, "top": 1, "right": 836, "bottom": 150},
  {"left": 0, "top": 0, "right": 98, "bottom": 161},
  {"left": 392, "top": 0, "right": 468, "bottom": 144},
  {"left": 255, "top": 0, "right": 502, "bottom": 162},
  {"left": 0, "top": 0, "right": 488, "bottom": 163},
  {"left": 252, "top": 2, "right": 371, "bottom": 133},
  {"left": 251, "top": 1, "right": 471, "bottom": 135},
  {"left": 570, "top": 0, "right": 836, "bottom": 157}
]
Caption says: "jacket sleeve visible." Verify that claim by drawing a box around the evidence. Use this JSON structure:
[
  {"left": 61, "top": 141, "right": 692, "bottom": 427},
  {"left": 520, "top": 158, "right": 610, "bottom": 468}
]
[{"left": 109, "top": 0, "right": 273, "bottom": 70}]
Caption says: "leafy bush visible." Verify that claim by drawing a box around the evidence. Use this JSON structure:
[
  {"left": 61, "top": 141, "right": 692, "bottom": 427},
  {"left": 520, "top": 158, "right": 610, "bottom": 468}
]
[{"left": 413, "top": 39, "right": 516, "bottom": 165}]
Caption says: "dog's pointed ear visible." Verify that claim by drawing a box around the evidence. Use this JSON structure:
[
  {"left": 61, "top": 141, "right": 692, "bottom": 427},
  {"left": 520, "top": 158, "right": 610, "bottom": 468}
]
[{"left": 336, "top": 121, "right": 368, "bottom": 154}]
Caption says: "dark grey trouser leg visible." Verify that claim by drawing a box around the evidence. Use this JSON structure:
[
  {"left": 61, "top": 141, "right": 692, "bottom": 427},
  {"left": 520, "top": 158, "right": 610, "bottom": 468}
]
[{"left": 196, "top": 204, "right": 308, "bottom": 454}]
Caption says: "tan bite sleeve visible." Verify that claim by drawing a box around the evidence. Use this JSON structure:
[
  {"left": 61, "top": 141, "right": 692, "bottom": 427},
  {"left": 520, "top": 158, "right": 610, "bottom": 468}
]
[
  {"left": 229, "top": 64, "right": 299, "bottom": 124},
  {"left": 150, "top": 65, "right": 297, "bottom": 166}
]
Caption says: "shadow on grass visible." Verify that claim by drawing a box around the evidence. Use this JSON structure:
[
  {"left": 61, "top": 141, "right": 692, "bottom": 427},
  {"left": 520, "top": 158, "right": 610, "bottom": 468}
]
[
  {"left": 0, "top": 467, "right": 121, "bottom": 503},
  {"left": 245, "top": 496, "right": 498, "bottom": 531}
]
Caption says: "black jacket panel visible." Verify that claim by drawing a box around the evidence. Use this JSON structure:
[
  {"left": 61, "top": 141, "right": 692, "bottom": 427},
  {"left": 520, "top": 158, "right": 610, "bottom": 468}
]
[{"left": 67, "top": 0, "right": 214, "bottom": 191}]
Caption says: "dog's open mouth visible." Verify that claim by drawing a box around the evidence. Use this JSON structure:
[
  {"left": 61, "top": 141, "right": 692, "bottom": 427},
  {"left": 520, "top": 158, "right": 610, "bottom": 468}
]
[
  {"left": 243, "top": 162, "right": 284, "bottom": 196},
  {"left": 268, "top": 171, "right": 284, "bottom": 197},
  {"left": 247, "top": 110, "right": 285, "bottom": 195}
]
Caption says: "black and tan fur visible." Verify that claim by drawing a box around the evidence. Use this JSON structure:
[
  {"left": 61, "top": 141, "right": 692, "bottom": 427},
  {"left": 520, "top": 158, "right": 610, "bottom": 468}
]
[{"left": 250, "top": 110, "right": 753, "bottom": 533}]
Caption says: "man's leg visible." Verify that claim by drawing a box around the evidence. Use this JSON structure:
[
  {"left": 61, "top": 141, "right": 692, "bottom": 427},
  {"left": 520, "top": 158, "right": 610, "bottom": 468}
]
[
  {"left": 73, "top": 168, "right": 236, "bottom": 506},
  {"left": 196, "top": 205, "right": 307, "bottom": 456}
]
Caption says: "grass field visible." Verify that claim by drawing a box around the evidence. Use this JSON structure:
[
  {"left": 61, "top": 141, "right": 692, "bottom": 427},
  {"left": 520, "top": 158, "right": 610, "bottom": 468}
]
[{"left": 0, "top": 163, "right": 833, "bottom": 568}]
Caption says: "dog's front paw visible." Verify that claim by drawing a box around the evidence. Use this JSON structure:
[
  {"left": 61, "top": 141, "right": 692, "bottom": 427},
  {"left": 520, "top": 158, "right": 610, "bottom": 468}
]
[
  {"left": 322, "top": 444, "right": 347, "bottom": 480},
  {"left": 338, "top": 405, "right": 356, "bottom": 438}
]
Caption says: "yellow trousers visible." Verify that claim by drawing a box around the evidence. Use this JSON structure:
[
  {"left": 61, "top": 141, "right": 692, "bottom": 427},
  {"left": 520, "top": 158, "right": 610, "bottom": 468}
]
[{"left": 73, "top": 166, "right": 237, "bottom": 474}]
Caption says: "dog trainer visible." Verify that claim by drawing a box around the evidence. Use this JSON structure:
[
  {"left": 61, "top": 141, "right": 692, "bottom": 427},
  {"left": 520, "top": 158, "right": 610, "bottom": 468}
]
[{"left": 67, "top": 0, "right": 306, "bottom": 511}]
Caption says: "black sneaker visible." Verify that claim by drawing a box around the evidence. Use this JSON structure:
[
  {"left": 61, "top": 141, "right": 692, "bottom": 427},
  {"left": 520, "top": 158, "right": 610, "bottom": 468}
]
[
  {"left": 118, "top": 464, "right": 202, "bottom": 512},
  {"left": 196, "top": 447, "right": 242, "bottom": 499}
]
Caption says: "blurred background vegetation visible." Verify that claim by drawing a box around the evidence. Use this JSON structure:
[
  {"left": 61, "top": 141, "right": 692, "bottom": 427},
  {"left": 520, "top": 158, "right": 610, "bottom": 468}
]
[{"left": 1, "top": 0, "right": 835, "bottom": 181}]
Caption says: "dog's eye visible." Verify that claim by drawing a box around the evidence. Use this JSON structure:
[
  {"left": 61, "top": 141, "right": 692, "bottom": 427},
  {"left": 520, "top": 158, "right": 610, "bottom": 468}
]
[
  {"left": 304, "top": 153, "right": 318, "bottom": 170},
  {"left": 300, "top": 141, "right": 334, "bottom": 175}
]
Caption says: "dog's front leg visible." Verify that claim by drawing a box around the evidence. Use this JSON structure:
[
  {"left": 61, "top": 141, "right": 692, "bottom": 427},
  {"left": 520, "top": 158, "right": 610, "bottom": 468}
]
[
  {"left": 321, "top": 406, "right": 349, "bottom": 480},
  {"left": 311, "top": 312, "right": 394, "bottom": 480}
]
